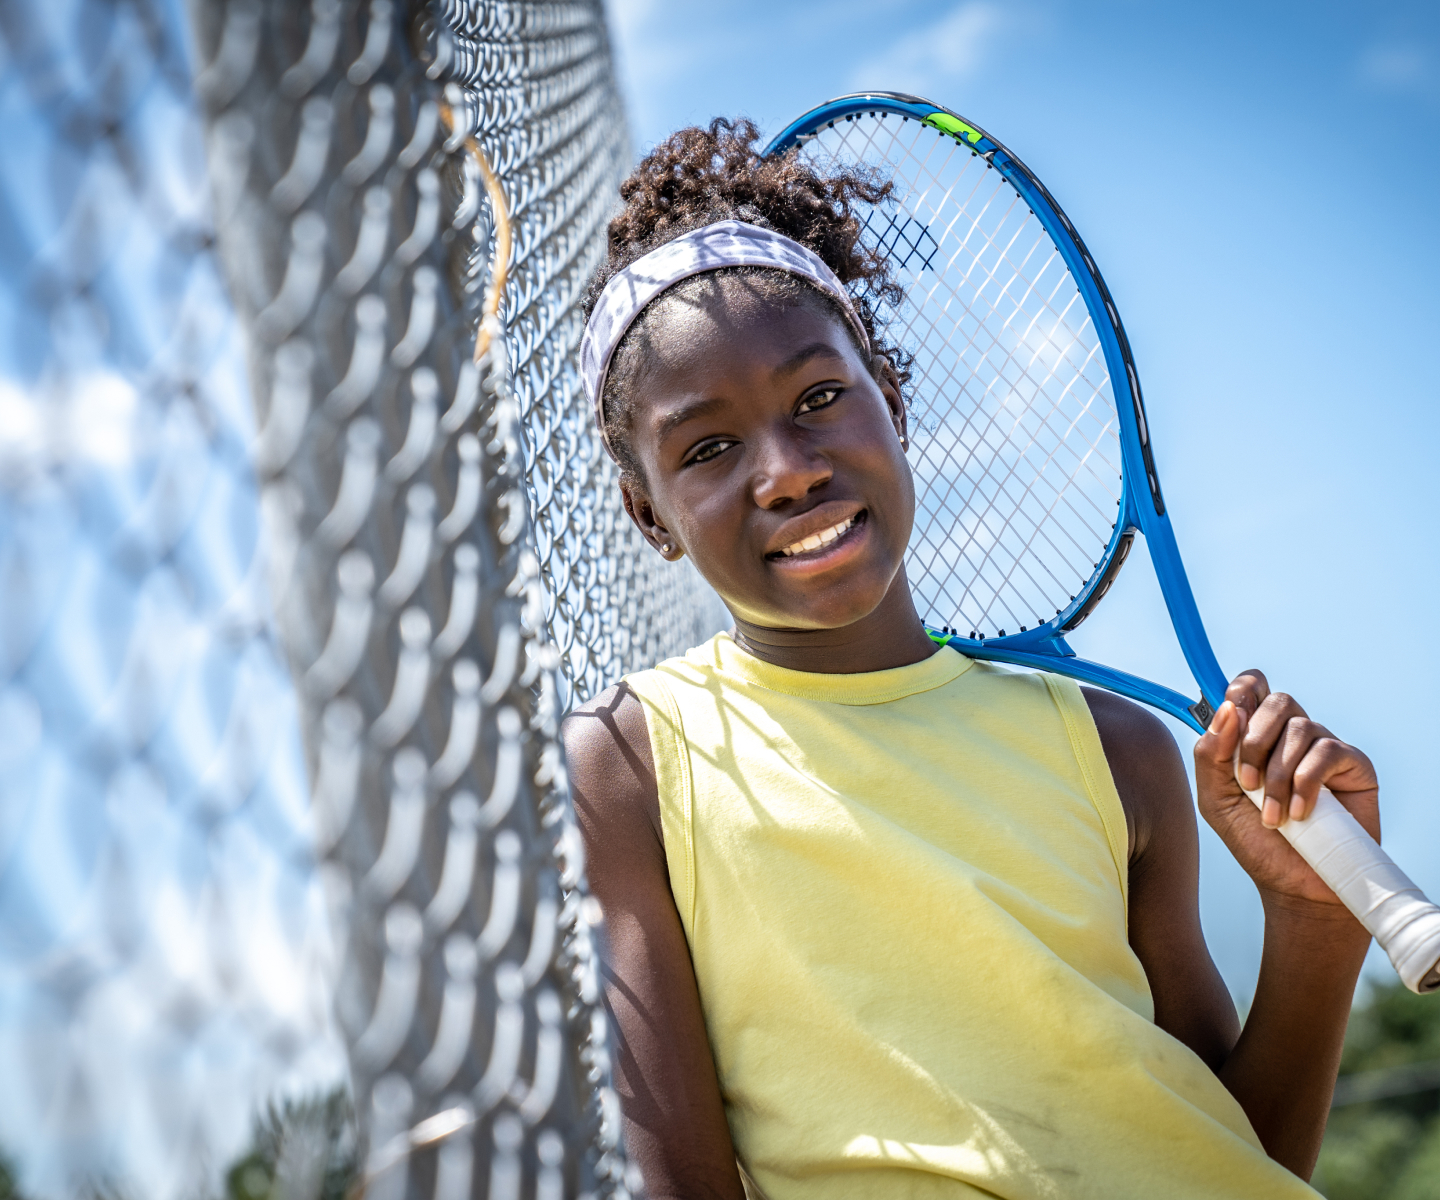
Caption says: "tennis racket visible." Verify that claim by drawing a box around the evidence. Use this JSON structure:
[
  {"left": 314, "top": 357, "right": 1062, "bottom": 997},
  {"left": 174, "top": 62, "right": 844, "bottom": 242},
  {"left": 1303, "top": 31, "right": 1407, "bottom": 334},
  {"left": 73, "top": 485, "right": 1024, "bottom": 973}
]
[{"left": 765, "top": 92, "right": 1440, "bottom": 994}]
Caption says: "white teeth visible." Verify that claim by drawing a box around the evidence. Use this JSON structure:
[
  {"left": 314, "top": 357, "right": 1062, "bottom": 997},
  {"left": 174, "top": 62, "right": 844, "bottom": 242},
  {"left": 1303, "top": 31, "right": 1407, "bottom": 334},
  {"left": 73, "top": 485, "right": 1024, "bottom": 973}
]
[{"left": 778, "top": 515, "right": 857, "bottom": 558}]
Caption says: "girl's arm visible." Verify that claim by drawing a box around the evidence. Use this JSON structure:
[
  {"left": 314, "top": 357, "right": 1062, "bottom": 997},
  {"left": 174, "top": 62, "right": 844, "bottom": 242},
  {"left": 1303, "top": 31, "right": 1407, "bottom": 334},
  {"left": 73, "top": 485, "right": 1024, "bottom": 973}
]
[
  {"left": 1086, "top": 678, "right": 1371, "bottom": 1181},
  {"left": 562, "top": 684, "right": 745, "bottom": 1200}
]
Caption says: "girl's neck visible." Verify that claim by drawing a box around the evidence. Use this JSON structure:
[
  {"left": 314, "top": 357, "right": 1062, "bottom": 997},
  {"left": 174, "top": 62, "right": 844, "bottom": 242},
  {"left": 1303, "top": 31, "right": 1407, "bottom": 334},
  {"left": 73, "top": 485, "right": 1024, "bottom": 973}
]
[{"left": 728, "top": 571, "right": 938, "bottom": 675}]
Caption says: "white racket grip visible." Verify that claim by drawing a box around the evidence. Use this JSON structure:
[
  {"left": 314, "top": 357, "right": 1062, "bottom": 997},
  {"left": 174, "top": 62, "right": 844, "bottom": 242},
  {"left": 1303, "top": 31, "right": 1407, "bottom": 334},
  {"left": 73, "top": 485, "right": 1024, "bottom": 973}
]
[{"left": 1239, "top": 780, "right": 1440, "bottom": 994}]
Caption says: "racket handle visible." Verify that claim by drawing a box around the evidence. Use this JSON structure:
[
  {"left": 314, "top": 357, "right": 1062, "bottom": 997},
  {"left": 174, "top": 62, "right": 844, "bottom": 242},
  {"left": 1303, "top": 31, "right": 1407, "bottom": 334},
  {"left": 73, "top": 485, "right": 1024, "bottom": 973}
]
[{"left": 1237, "top": 779, "right": 1440, "bottom": 994}]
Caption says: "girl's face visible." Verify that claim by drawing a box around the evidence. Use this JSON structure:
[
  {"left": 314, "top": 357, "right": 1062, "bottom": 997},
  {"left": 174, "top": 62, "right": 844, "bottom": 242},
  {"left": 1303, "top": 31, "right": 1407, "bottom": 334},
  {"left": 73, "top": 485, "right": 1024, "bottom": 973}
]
[{"left": 620, "top": 279, "right": 913, "bottom": 633}]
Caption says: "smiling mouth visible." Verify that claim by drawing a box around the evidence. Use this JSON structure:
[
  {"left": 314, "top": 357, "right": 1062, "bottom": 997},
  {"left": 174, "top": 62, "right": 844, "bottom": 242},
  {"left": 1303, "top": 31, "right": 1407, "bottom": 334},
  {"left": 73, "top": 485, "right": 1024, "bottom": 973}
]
[{"left": 771, "top": 511, "right": 866, "bottom": 559}]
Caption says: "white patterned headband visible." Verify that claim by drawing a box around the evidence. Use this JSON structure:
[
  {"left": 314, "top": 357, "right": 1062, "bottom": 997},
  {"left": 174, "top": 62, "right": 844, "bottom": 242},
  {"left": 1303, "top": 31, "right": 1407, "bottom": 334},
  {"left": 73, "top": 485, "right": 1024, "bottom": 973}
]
[{"left": 579, "top": 220, "right": 871, "bottom": 459}]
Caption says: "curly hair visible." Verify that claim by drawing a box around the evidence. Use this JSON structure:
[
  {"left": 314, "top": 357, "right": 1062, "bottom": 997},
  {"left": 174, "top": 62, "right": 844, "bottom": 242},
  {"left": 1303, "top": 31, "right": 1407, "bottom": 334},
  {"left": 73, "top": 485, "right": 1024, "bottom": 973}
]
[{"left": 583, "top": 117, "right": 913, "bottom": 486}]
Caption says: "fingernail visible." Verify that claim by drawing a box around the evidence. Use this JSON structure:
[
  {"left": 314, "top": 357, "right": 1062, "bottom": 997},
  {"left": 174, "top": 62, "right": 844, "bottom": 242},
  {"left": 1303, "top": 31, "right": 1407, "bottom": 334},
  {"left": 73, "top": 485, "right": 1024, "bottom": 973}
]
[
  {"left": 1208, "top": 701, "right": 1231, "bottom": 735},
  {"left": 1263, "top": 798, "right": 1282, "bottom": 828},
  {"left": 1290, "top": 796, "right": 1307, "bottom": 821},
  {"left": 1239, "top": 764, "right": 1261, "bottom": 792}
]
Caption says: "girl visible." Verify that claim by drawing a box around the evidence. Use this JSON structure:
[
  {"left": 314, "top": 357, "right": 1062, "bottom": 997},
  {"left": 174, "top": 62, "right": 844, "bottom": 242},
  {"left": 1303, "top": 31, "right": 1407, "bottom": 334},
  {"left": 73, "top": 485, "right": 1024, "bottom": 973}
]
[{"left": 562, "top": 119, "right": 1375, "bottom": 1200}]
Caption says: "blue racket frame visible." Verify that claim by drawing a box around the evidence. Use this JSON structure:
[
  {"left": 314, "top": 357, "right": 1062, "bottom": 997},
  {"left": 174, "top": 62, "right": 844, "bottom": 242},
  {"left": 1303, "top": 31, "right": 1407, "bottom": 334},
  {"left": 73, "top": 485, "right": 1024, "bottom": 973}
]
[{"left": 767, "top": 93, "right": 1228, "bottom": 733}]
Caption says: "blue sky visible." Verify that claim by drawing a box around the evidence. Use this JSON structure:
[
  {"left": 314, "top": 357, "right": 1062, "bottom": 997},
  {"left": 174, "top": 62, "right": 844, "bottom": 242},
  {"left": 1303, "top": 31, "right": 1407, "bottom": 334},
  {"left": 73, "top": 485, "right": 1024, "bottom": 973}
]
[{"left": 606, "top": 0, "right": 1440, "bottom": 998}]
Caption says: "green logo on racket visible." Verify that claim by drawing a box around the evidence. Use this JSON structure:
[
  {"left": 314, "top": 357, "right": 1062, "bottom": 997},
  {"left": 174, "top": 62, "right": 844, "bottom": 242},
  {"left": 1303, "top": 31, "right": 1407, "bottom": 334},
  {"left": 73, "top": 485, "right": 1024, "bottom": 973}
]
[{"left": 924, "top": 112, "right": 983, "bottom": 144}]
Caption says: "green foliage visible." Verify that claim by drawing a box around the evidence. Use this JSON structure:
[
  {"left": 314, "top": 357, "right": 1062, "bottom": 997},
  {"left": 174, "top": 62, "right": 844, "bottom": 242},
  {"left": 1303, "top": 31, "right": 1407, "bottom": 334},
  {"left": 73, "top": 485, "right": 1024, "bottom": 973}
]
[
  {"left": 0, "top": 1093, "right": 356, "bottom": 1200},
  {"left": 1315, "top": 978, "right": 1440, "bottom": 1199},
  {"left": 222, "top": 1090, "right": 358, "bottom": 1200}
]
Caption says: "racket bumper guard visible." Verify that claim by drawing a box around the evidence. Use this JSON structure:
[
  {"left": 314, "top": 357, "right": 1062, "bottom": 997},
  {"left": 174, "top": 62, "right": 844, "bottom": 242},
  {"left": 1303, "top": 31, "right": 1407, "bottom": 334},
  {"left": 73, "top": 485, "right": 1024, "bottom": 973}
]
[
  {"left": 765, "top": 93, "right": 984, "bottom": 156},
  {"left": 1061, "top": 530, "right": 1134, "bottom": 633}
]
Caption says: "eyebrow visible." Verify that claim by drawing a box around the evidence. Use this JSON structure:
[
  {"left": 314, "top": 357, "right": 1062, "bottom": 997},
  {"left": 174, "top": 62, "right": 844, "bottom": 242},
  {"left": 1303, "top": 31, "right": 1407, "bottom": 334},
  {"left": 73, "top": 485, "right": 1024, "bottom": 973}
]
[
  {"left": 656, "top": 395, "right": 726, "bottom": 441},
  {"left": 772, "top": 341, "right": 846, "bottom": 379}
]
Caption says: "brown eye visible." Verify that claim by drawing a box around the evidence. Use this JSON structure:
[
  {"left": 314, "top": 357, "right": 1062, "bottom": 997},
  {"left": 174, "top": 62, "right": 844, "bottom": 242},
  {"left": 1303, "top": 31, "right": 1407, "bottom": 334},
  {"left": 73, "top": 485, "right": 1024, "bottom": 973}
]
[
  {"left": 688, "top": 438, "right": 737, "bottom": 465},
  {"left": 798, "top": 387, "right": 841, "bottom": 414}
]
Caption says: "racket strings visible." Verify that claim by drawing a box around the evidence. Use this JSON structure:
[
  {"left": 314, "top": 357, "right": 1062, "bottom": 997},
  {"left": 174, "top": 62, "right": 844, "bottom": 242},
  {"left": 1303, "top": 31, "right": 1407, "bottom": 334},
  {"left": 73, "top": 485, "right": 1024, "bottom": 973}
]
[
  {"left": 953, "top": 345, "right": 1119, "bottom": 596},
  {"left": 868, "top": 130, "right": 1114, "bottom": 482},
  {"left": 946, "top": 303, "right": 1119, "bottom": 554},
  {"left": 902, "top": 182, "right": 1121, "bottom": 621},
  {"left": 802, "top": 116, "right": 1124, "bottom": 636},
  {"left": 907, "top": 133, "right": 1096, "bottom": 370}
]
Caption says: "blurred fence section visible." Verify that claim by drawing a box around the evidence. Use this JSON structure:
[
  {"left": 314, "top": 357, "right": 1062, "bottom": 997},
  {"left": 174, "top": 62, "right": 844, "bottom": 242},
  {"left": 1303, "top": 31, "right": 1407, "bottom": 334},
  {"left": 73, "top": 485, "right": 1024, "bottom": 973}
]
[
  {"left": 0, "top": 0, "right": 714, "bottom": 1195},
  {"left": 0, "top": 3, "right": 345, "bottom": 1197},
  {"left": 188, "top": 0, "right": 635, "bottom": 1196}
]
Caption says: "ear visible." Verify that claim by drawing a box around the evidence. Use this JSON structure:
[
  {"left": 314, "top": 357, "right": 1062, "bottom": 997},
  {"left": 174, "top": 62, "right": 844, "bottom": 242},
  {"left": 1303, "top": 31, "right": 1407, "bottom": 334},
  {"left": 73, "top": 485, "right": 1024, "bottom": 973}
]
[
  {"left": 620, "top": 481, "right": 684, "bottom": 560},
  {"left": 871, "top": 353, "right": 908, "bottom": 450}
]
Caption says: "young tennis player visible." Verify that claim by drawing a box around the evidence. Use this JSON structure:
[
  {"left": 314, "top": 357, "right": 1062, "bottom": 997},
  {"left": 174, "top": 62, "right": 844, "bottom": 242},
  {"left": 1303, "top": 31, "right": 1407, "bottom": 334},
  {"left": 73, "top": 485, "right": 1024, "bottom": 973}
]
[{"left": 562, "top": 120, "right": 1377, "bottom": 1199}]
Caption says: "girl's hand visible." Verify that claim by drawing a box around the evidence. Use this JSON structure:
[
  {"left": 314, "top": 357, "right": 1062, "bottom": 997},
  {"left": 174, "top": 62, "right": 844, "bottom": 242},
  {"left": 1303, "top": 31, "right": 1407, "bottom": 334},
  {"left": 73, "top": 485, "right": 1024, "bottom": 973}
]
[{"left": 1193, "top": 669, "right": 1380, "bottom": 909}]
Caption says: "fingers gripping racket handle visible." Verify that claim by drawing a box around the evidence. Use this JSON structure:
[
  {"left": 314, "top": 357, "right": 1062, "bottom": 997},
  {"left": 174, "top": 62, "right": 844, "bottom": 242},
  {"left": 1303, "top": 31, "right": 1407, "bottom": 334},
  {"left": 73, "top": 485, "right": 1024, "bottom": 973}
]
[{"left": 1237, "top": 779, "right": 1440, "bottom": 994}]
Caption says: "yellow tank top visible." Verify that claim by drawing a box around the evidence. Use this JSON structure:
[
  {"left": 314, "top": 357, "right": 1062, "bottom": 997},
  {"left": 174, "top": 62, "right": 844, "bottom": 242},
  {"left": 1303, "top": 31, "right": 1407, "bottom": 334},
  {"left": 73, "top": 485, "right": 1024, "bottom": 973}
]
[{"left": 624, "top": 633, "right": 1318, "bottom": 1200}]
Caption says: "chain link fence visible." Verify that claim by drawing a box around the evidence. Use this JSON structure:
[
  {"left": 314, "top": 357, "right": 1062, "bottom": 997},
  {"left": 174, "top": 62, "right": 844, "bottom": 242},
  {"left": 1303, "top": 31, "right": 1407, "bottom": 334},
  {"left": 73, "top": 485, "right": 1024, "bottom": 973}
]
[
  {"left": 0, "top": 3, "right": 346, "bottom": 1196},
  {"left": 1, "top": 0, "right": 723, "bottom": 1196},
  {"left": 438, "top": 2, "right": 726, "bottom": 707}
]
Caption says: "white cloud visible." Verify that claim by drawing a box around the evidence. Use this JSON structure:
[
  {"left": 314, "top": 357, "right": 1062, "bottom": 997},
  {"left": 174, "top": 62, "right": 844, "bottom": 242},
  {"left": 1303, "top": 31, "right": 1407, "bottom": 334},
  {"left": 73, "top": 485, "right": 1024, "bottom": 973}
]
[
  {"left": 850, "top": 2, "right": 1006, "bottom": 95},
  {"left": 65, "top": 372, "right": 139, "bottom": 465},
  {"left": 607, "top": 0, "right": 664, "bottom": 49},
  {"left": 0, "top": 370, "right": 139, "bottom": 479},
  {"left": 606, "top": 0, "right": 707, "bottom": 147},
  {"left": 0, "top": 377, "right": 43, "bottom": 466},
  {"left": 1357, "top": 43, "right": 1430, "bottom": 92}
]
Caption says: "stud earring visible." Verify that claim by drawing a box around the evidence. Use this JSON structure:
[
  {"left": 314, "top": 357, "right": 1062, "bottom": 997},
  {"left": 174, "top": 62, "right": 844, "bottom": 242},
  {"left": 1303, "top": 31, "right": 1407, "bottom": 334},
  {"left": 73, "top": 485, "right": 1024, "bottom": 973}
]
[{"left": 661, "top": 542, "right": 673, "bottom": 555}]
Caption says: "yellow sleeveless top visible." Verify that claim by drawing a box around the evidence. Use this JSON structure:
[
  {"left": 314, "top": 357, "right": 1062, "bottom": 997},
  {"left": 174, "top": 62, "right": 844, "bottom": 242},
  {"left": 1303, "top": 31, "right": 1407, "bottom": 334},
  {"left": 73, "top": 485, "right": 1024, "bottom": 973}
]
[{"left": 625, "top": 633, "right": 1318, "bottom": 1200}]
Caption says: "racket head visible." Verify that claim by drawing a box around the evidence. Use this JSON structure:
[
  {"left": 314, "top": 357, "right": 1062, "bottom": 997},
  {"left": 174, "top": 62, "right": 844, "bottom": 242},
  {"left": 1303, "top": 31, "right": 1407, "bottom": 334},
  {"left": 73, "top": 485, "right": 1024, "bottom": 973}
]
[{"left": 765, "top": 93, "right": 1163, "bottom": 649}]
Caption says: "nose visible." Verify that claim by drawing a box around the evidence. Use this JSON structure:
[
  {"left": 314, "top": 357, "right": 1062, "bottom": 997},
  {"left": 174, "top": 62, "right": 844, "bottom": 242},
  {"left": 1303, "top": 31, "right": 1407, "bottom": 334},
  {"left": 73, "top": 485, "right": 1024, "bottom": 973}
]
[{"left": 750, "top": 425, "right": 831, "bottom": 510}]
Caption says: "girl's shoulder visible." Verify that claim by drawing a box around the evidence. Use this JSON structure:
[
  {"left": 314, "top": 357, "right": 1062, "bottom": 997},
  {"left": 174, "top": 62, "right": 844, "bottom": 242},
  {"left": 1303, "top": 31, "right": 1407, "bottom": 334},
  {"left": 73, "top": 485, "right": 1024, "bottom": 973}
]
[
  {"left": 562, "top": 680, "right": 662, "bottom": 843},
  {"left": 564, "top": 634, "right": 729, "bottom": 801},
  {"left": 1080, "top": 685, "right": 1189, "bottom": 866}
]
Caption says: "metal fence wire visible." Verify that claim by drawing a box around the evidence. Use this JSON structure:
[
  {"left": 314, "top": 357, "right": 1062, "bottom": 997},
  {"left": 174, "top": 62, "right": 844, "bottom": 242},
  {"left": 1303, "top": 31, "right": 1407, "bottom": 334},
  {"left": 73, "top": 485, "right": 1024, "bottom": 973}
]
[
  {"left": 439, "top": 4, "right": 727, "bottom": 705},
  {"left": 1, "top": 0, "right": 723, "bottom": 1196},
  {"left": 0, "top": 3, "right": 348, "bottom": 1197}
]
